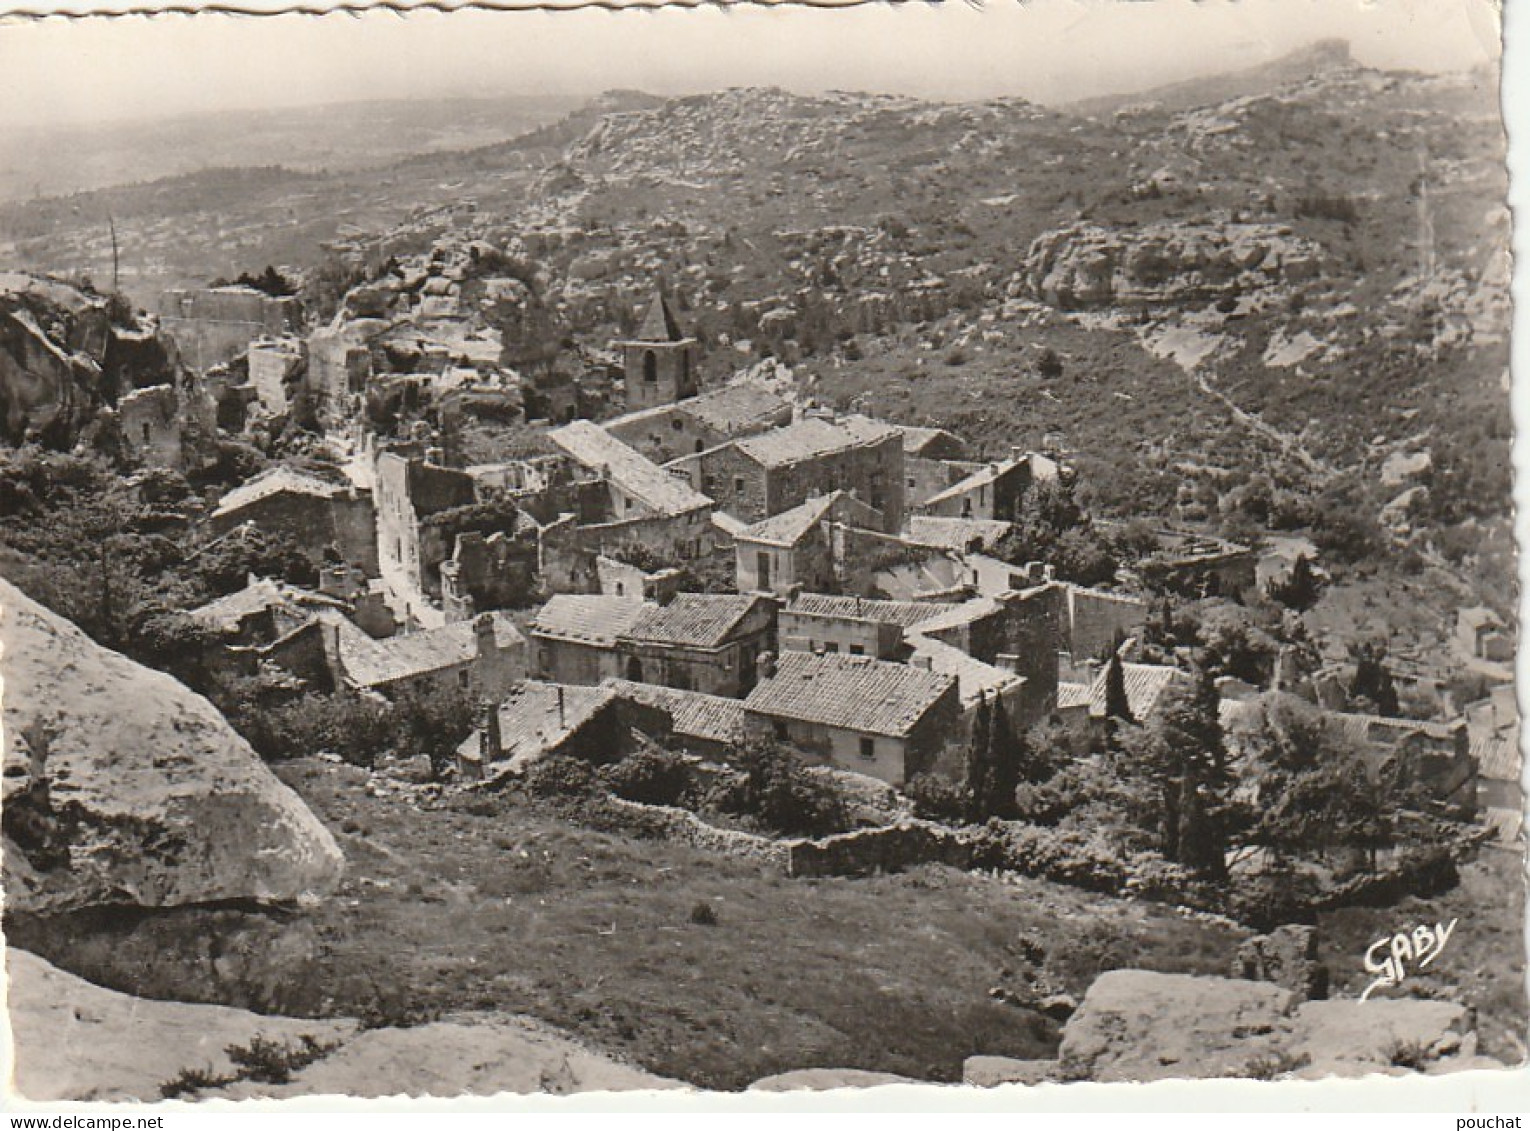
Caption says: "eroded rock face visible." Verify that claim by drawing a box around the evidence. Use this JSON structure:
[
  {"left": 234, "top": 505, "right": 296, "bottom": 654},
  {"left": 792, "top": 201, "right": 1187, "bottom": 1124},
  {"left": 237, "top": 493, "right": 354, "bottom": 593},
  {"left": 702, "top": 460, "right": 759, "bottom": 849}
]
[
  {"left": 1, "top": 577, "right": 344, "bottom": 914},
  {"left": 1054, "top": 969, "right": 1498, "bottom": 1083},
  {"left": 1021, "top": 222, "right": 1324, "bottom": 310}
]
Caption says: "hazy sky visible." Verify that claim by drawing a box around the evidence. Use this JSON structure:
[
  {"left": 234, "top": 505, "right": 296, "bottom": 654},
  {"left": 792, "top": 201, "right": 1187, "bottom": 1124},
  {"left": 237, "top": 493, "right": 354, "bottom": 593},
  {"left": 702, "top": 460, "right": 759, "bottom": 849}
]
[{"left": 0, "top": 0, "right": 1503, "bottom": 128}]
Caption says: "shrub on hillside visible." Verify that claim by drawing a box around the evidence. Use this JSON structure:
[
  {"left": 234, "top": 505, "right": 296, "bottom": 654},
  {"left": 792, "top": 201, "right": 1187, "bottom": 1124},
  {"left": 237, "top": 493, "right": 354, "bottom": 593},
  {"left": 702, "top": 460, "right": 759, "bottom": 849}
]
[
  {"left": 601, "top": 746, "right": 694, "bottom": 808},
  {"left": 523, "top": 754, "right": 601, "bottom": 799},
  {"left": 971, "top": 823, "right": 1127, "bottom": 894}
]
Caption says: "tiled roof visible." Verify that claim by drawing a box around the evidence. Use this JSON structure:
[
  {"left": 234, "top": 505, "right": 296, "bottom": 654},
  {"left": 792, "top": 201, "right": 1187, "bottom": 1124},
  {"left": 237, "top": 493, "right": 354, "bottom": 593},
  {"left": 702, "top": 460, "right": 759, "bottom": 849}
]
[
  {"left": 621, "top": 592, "right": 767, "bottom": 649},
  {"left": 529, "top": 594, "right": 647, "bottom": 647},
  {"left": 549, "top": 420, "right": 712, "bottom": 516},
  {"left": 683, "top": 384, "right": 792, "bottom": 434},
  {"left": 898, "top": 426, "right": 963, "bottom": 458},
  {"left": 734, "top": 493, "right": 843, "bottom": 547},
  {"left": 905, "top": 516, "right": 1014, "bottom": 552},
  {"left": 920, "top": 457, "right": 1021, "bottom": 508},
  {"left": 744, "top": 651, "right": 955, "bottom": 738},
  {"left": 906, "top": 595, "right": 1005, "bottom": 636},
  {"left": 905, "top": 633, "right": 1025, "bottom": 708},
  {"left": 1471, "top": 733, "right": 1520, "bottom": 781},
  {"left": 734, "top": 414, "right": 900, "bottom": 469},
  {"left": 213, "top": 466, "right": 345, "bottom": 518},
  {"left": 1087, "top": 662, "right": 1188, "bottom": 720},
  {"left": 189, "top": 577, "right": 345, "bottom": 632},
  {"left": 785, "top": 592, "right": 960, "bottom": 631},
  {"left": 601, "top": 679, "right": 748, "bottom": 746},
  {"left": 335, "top": 612, "right": 523, "bottom": 690},
  {"left": 1058, "top": 682, "right": 1092, "bottom": 710},
  {"left": 1330, "top": 711, "right": 1463, "bottom": 746},
  {"left": 461, "top": 681, "right": 617, "bottom": 771}
]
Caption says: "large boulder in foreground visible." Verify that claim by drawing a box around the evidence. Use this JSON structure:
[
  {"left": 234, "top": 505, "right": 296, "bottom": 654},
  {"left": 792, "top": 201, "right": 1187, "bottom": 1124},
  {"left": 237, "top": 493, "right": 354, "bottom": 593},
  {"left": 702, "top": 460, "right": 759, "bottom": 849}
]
[
  {"left": 7, "top": 949, "right": 356, "bottom": 1102},
  {"left": 1, "top": 577, "right": 343, "bottom": 913},
  {"left": 1059, "top": 970, "right": 1296, "bottom": 1082},
  {"left": 8, "top": 949, "right": 679, "bottom": 1101},
  {"left": 1053, "top": 970, "right": 1499, "bottom": 1084}
]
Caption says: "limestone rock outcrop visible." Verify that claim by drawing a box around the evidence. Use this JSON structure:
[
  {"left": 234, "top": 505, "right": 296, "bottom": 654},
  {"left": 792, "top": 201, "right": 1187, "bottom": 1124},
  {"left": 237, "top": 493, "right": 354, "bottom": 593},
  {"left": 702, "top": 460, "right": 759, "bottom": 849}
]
[
  {"left": 1059, "top": 970, "right": 1297, "bottom": 1082},
  {"left": 7, "top": 949, "right": 679, "bottom": 1101},
  {"left": 6, "top": 949, "right": 356, "bottom": 1103},
  {"left": 1020, "top": 222, "right": 1324, "bottom": 310},
  {"left": 0, "top": 577, "right": 344, "bottom": 913},
  {"left": 1049, "top": 969, "right": 1496, "bottom": 1084}
]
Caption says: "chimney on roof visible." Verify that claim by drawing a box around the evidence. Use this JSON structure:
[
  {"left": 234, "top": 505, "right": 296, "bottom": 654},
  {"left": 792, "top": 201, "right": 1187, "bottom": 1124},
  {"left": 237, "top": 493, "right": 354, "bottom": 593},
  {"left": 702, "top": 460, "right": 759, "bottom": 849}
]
[
  {"left": 756, "top": 650, "right": 777, "bottom": 683},
  {"left": 479, "top": 698, "right": 502, "bottom": 765},
  {"left": 910, "top": 654, "right": 933, "bottom": 671},
  {"left": 995, "top": 653, "right": 1021, "bottom": 675}
]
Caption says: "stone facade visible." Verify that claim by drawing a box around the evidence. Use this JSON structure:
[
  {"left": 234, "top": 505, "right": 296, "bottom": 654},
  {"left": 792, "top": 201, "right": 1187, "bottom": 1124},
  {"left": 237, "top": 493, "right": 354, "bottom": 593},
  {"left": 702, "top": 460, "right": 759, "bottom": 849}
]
[
  {"left": 246, "top": 337, "right": 305, "bottom": 417},
  {"left": 117, "top": 384, "right": 182, "bottom": 469},
  {"left": 374, "top": 451, "right": 477, "bottom": 606},
  {"left": 158, "top": 287, "right": 301, "bottom": 373}
]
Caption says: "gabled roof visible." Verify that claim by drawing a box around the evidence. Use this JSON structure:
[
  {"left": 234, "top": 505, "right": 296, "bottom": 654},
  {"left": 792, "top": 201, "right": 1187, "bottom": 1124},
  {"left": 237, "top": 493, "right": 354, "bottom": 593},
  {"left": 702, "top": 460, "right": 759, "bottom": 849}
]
[
  {"left": 461, "top": 680, "right": 618, "bottom": 772},
  {"left": 734, "top": 491, "right": 880, "bottom": 548},
  {"left": 212, "top": 466, "right": 345, "bottom": 519},
  {"left": 333, "top": 612, "right": 523, "bottom": 690},
  {"left": 621, "top": 592, "right": 769, "bottom": 650},
  {"left": 898, "top": 426, "right": 967, "bottom": 459},
  {"left": 601, "top": 678, "right": 747, "bottom": 747},
  {"left": 784, "top": 592, "right": 960, "bottom": 631},
  {"left": 734, "top": 414, "right": 900, "bottom": 469},
  {"left": 682, "top": 384, "right": 792, "bottom": 434},
  {"left": 1087, "top": 662, "right": 1188, "bottom": 721},
  {"left": 529, "top": 594, "right": 647, "bottom": 647},
  {"left": 549, "top": 420, "right": 712, "bottom": 516},
  {"left": 906, "top": 595, "right": 1006, "bottom": 636},
  {"left": 1471, "top": 733, "right": 1520, "bottom": 781},
  {"left": 919, "top": 454, "right": 1056, "bottom": 510},
  {"left": 1057, "top": 682, "right": 1092, "bottom": 710},
  {"left": 189, "top": 576, "right": 346, "bottom": 632},
  {"left": 906, "top": 516, "right": 1014, "bottom": 552},
  {"left": 744, "top": 651, "right": 955, "bottom": 739},
  {"left": 905, "top": 633, "right": 1025, "bottom": 708},
  {"left": 635, "top": 290, "right": 686, "bottom": 343}
]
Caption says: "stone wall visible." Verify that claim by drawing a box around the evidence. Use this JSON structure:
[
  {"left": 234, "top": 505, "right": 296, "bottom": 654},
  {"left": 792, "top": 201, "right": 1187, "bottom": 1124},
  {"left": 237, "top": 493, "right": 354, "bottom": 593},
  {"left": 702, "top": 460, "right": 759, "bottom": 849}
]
[
  {"left": 785, "top": 820, "right": 974, "bottom": 878},
  {"left": 601, "top": 796, "right": 791, "bottom": 867}
]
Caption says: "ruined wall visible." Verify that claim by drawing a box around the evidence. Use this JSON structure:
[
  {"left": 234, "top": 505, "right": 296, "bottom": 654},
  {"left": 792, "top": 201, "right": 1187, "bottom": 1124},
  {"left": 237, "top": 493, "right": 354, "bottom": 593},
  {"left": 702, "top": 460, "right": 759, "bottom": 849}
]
[
  {"left": 1066, "top": 587, "right": 1148, "bottom": 663},
  {"left": 246, "top": 338, "right": 305, "bottom": 417},
  {"left": 118, "top": 384, "right": 182, "bottom": 469},
  {"left": 158, "top": 289, "right": 301, "bottom": 374}
]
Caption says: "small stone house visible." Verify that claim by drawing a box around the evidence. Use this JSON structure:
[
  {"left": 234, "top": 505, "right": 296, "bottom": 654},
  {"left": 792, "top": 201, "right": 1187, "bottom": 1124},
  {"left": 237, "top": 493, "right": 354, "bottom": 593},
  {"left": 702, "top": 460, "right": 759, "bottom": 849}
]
[
  {"left": 208, "top": 466, "right": 378, "bottom": 575},
  {"left": 325, "top": 610, "right": 525, "bottom": 704},
  {"left": 616, "top": 592, "right": 778, "bottom": 697},
  {"left": 733, "top": 491, "right": 885, "bottom": 596},
  {"left": 742, "top": 651, "right": 961, "bottom": 787},
  {"left": 915, "top": 452, "right": 1059, "bottom": 522},
  {"left": 604, "top": 383, "right": 792, "bottom": 465},
  {"left": 528, "top": 594, "right": 648, "bottom": 686}
]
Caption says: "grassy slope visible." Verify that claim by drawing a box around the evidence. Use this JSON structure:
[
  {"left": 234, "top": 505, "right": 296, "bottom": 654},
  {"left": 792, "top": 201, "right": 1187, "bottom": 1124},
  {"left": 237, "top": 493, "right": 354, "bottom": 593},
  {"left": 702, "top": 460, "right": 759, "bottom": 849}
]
[{"left": 275, "top": 758, "right": 1248, "bottom": 1089}]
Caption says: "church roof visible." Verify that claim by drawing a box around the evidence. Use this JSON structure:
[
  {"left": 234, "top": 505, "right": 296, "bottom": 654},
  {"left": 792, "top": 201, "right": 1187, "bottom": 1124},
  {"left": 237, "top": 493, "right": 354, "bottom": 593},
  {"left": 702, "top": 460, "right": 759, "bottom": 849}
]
[{"left": 636, "top": 290, "right": 686, "bottom": 343}]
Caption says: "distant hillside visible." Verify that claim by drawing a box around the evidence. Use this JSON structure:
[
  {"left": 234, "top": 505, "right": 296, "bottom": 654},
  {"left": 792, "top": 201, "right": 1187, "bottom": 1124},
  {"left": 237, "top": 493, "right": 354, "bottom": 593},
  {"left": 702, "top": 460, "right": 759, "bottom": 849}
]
[
  {"left": 0, "top": 94, "right": 583, "bottom": 204},
  {"left": 1067, "top": 38, "right": 1359, "bottom": 118}
]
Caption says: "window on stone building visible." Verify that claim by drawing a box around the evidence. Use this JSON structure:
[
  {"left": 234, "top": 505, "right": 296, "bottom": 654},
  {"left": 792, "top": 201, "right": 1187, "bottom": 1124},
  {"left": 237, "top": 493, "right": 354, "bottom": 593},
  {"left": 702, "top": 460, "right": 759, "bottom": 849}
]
[
  {"left": 774, "top": 720, "right": 789, "bottom": 741},
  {"left": 643, "top": 351, "right": 658, "bottom": 383},
  {"left": 859, "top": 736, "right": 876, "bottom": 760},
  {"left": 733, "top": 476, "right": 745, "bottom": 495},
  {"left": 849, "top": 644, "right": 864, "bottom": 656},
  {"left": 457, "top": 669, "right": 470, "bottom": 689}
]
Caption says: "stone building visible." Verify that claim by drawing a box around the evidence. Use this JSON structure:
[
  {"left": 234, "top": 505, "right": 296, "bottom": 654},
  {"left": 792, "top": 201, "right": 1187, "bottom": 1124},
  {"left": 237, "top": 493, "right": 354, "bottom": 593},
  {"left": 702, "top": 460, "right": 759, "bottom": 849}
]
[
  {"left": 915, "top": 452, "right": 1060, "bottom": 522},
  {"left": 603, "top": 383, "right": 793, "bottom": 464},
  {"left": 324, "top": 610, "right": 525, "bottom": 703},
  {"left": 440, "top": 523, "right": 541, "bottom": 621},
  {"left": 158, "top": 285, "right": 302, "bottom": 373},
  {"left": 667, "top": 413, "right": 904, "bottom": 532},
  {"left": 208, "top": 466, "right": 377, "bottom": 575},
  {"left": 778, "top": 593, "right": 959, "bottom": 661},
  {"left": 1144, "top": 530, "right": 1258, "bottom": 599},
  {"left": 117, "top": 384, "right": 182, "bottom": 469},
  {"left": 908, "top": 584, "right": 1065, "bottom": 731},
  {"left": 900, "top": 426, "right": 971, "bottom": 508},
  {"left": 308, "top": 323, "right": 375, "bottom": 429},
  {"left": 617, "top": 592, "right": 777, "bottom": 697},
  {"left": 246, "top": 336, "right": 305, "bottom": 417},
  {"left": 528, "top": 594, "right": 648, "bottom": 686},
  {"left": 733, "top": 491, "right": 885, "bottom": 596},
  {"left": 373, "top": 451, "right": 477, "bottom": 613},
  {"left": 618, "top": 290, "right": 699, "bottom": 410},
  {"left": 743, "top": 651, "right": 960, "bottom": 787},
  {"left": 546, "top": 419, "right": 716, "bottom": 560}
]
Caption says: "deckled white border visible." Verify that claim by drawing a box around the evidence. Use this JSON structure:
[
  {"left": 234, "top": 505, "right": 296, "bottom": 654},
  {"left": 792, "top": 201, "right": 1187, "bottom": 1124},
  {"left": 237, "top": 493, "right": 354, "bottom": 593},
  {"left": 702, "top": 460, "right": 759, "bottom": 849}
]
[{"left": 0, "top": 0, "right": 1524, "bottom": 1116}]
